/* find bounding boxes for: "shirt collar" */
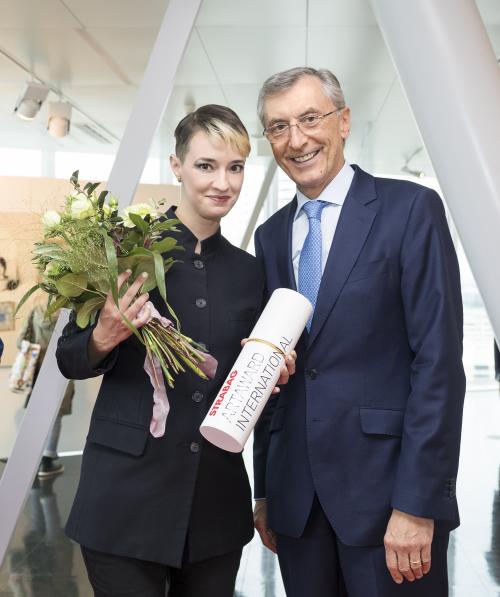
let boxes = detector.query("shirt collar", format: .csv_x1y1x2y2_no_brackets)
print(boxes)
166,206,223,255
294,161,355,220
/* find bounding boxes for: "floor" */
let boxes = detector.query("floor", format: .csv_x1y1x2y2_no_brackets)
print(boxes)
0,386,499,596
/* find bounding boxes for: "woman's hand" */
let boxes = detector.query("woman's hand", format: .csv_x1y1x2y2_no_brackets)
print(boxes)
89,270,151,365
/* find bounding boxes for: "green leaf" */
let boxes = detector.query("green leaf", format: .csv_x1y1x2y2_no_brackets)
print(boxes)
54,273,88,298
46,295,70,317
151,218,180,233
70,170,79,186
14,284,42,316
76,296,106,328
128,212,149,233
153,251,167,304
150,236,179,254
97,190,108,209
101,230,119,305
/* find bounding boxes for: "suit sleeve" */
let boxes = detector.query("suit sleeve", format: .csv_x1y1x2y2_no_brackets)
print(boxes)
252,225,276,499
56,311,119,380
391,188,465,521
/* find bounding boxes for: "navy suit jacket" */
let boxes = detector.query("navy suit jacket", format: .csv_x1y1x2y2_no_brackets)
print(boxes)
253,165,465,546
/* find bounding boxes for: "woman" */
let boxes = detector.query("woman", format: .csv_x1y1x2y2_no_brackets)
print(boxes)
56,105,294,597
18,299,74,477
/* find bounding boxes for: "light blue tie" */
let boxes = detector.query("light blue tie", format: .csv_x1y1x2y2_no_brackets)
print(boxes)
298,200,327,330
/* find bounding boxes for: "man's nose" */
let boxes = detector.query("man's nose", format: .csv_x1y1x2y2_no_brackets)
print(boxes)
288,123,308,150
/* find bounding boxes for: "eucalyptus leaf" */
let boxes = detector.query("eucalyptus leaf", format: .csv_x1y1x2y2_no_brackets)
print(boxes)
153,251,167,304
14,284,42,316
97,190,108,209
128,212,149,233
54,273,88,298
101,230,119,305
150,237,179,254
70,170,79,185
46,295,70,317
76,296,106,328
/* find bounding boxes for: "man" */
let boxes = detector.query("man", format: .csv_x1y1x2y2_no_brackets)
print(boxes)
253,67,465,596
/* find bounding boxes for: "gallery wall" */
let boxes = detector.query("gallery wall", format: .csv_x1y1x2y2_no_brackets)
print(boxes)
0,176,178,365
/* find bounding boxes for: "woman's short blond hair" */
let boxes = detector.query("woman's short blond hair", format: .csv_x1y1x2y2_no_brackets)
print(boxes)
174,104,250,162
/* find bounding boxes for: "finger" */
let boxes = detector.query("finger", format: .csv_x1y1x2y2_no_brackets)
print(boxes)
241,338,248,347
276,364,290,385
397,552,415,582
285,352,296,375
117,269,133,290
126,293,150,321
120,272,148,310
421,544,432,575
385,548,403,584
255,523,277,554
409,551,423,580
271,386,281,395
131,299,152,328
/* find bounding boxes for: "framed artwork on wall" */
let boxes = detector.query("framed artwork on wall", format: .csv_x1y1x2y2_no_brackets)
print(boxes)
0,301,16,331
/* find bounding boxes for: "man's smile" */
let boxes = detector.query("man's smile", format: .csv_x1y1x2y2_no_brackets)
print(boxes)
289,150,320,164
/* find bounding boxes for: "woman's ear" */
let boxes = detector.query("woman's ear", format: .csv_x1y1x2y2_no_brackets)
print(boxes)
170,154,182,182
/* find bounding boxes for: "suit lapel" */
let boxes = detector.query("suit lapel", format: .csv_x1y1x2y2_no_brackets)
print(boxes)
307,166,378,348
275,196,297,291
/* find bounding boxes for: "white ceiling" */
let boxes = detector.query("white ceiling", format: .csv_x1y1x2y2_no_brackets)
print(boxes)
0,0,499,177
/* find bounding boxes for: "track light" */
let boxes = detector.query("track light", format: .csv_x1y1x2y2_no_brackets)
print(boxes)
47,101,72,138
14,82,49,120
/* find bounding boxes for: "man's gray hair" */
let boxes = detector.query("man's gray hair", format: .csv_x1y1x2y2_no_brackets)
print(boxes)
257,67,346,126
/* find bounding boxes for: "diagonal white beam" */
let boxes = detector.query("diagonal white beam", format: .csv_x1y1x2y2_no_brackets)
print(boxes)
241,160,277,250
370,0,500,344
0,0,202,565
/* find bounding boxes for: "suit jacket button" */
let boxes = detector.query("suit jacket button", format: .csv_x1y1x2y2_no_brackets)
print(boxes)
193,259,204,269
306,368,317,380
192,391,204,403
190,442,200,454
195,298,207,308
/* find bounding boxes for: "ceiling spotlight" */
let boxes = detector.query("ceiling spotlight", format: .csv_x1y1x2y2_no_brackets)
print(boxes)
47,101,72,138
14,82,49,120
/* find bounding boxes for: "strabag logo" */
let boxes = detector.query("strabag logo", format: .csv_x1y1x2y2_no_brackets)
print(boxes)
209,370,238,416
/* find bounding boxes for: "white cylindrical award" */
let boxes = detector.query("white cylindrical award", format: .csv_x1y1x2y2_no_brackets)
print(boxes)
200,288,312,452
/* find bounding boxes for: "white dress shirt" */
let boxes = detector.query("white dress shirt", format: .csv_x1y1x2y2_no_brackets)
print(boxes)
292,162,354,285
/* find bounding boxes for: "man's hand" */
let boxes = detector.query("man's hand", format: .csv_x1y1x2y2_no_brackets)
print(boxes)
384,509,434,584
254,500,277,553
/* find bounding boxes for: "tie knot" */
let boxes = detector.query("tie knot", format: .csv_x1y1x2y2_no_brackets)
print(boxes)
302,200,326,221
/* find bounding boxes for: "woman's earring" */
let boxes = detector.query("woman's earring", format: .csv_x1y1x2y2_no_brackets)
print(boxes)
177,177,182,183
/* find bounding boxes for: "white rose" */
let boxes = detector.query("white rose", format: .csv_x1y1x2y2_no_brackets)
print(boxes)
122,203,158,228
70,198,94,220
42,210,61,229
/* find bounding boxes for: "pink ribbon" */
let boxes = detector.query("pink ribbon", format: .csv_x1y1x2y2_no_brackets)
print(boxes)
139,302,217,438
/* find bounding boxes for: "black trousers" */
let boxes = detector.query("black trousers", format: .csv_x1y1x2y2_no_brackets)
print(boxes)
277,496,450,597
81,545,242,597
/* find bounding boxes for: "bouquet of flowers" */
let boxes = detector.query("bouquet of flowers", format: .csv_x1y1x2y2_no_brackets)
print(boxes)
17,172,217,436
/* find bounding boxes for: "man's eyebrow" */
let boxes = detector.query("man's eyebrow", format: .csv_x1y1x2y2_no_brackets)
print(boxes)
266,108,320,126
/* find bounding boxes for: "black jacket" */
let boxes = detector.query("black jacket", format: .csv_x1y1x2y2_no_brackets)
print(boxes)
57,212,265,566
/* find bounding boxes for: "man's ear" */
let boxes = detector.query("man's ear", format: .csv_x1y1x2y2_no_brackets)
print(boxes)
170,154,181,181
339,107,351,140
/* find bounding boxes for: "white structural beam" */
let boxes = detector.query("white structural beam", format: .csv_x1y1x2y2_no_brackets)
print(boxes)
108,0,202,205
241,160,278,250
0,0,201,566
370,0,500,344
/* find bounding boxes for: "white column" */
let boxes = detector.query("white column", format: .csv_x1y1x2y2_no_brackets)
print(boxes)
370,0,500,343
0,0,202,565
107,0,202,205
241,160,277,250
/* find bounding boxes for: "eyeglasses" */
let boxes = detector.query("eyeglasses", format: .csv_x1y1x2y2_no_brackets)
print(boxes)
263,108,344,143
